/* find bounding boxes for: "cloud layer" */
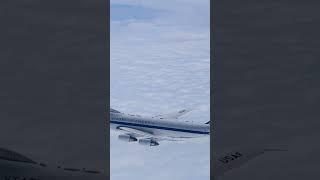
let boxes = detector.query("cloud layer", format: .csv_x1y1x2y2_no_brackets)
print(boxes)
111,1,210,180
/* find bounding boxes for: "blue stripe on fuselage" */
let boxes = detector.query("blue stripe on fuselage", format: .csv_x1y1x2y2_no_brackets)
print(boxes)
110,120,209,134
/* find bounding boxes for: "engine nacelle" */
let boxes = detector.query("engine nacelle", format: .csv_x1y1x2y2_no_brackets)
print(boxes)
118,134,137,142
138,139,159,146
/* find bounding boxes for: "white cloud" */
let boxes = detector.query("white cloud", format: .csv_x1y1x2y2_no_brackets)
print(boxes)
111,1,210,180
111,0,210,29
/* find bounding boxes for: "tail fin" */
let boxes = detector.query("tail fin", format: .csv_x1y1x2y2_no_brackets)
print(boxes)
205,121,210,124
110,108,121,113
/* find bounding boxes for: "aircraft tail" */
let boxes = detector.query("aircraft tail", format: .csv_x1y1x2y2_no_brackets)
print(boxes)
110,108,121,113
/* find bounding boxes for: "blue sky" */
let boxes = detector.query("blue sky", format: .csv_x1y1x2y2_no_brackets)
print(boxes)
111,4,163,21
110,1,210,180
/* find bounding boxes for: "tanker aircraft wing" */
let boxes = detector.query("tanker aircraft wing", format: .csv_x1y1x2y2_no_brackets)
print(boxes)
215,147,287,178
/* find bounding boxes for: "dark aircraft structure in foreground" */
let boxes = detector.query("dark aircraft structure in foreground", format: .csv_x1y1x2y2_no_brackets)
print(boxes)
0,143,285,179
0,148,106,180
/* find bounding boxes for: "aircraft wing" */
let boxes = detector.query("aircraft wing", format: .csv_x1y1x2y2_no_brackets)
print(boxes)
144,136,185,142
152,109,193,120
215,148,286,178
117,126,153,137
117,127,184,143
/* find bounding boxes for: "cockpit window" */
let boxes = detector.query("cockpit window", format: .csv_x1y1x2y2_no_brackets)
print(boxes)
0,148,37,164
110,108,121,113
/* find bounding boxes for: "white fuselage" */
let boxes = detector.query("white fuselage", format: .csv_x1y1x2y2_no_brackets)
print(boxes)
110,111,210,138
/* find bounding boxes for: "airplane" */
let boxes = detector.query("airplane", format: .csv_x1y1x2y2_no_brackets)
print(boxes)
110,108,210,146
110,108,286,178
0,147,106,180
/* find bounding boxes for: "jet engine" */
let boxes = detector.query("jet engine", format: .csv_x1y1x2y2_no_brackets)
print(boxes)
118,134,137,142
138,138,159,146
